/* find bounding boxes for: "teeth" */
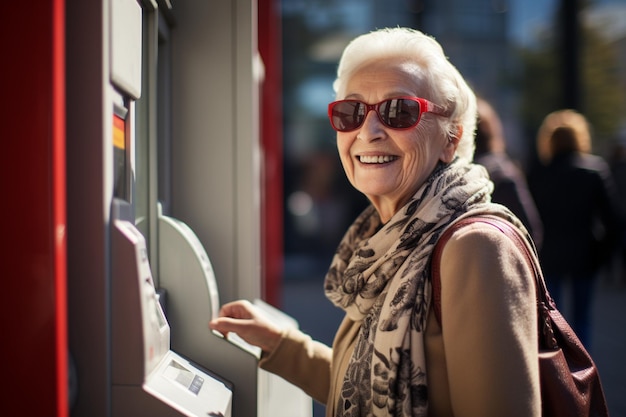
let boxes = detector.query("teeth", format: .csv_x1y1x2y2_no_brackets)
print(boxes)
359,155,395,164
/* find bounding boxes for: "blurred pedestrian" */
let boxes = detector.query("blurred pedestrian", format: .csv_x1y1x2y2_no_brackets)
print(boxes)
528,109,622,350
608,142,626,287
474,99,543,247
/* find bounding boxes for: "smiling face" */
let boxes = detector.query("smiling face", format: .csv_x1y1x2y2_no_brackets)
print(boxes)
336,59,458,223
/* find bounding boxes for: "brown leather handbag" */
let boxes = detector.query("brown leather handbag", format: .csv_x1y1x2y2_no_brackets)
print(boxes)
431,215,609,417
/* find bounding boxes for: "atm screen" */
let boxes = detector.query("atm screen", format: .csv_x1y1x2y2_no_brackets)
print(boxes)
113,110,127,200
163,359,205,395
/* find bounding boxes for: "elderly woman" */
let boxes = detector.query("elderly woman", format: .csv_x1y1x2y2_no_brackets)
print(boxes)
210,28,540,416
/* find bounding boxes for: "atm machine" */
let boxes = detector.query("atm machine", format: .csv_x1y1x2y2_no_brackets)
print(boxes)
108,0,232,415
109,0,312,414
111,215,232,416
158,211,313,417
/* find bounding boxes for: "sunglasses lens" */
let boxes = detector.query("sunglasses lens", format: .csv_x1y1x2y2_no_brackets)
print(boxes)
330,101,365,132
379,98,421,129
329,98,423,132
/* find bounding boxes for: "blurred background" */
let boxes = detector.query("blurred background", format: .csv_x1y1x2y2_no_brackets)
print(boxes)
276,1,626,416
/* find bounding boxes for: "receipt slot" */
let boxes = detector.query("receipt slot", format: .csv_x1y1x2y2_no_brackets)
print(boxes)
111,219,233,417
158,213,313,417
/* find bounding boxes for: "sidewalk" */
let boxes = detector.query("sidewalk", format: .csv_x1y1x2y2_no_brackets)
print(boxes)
282,273,626,417
591,278,626,417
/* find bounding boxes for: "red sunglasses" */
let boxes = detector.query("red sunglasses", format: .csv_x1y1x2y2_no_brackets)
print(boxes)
328,96,449,132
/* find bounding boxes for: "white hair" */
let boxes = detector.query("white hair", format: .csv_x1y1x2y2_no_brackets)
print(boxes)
333,27,477,161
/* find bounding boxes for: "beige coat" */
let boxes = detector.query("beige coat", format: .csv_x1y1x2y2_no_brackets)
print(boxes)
260,222,541,416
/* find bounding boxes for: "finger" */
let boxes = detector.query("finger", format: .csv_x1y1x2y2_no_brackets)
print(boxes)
209,316,251,336
218,300,254,319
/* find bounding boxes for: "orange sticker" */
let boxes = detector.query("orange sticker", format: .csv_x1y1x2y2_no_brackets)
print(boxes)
113,114,125,149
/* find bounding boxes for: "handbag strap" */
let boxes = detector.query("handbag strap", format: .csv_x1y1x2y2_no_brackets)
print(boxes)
431,215,558,349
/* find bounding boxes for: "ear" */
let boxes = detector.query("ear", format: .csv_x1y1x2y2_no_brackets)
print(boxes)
440,125,463,163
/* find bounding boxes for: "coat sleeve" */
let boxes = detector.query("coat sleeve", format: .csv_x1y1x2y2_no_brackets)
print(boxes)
438,223,541,417
258,327,333,404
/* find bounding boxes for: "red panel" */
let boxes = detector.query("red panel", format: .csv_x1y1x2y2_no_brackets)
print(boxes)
258,0,284,307
1,1,67,416
53,0,68,415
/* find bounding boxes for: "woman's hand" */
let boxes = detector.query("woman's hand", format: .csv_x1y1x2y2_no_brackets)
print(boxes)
209,299,283,354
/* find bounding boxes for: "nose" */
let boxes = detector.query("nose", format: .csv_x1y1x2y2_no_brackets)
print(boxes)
357,108,385,142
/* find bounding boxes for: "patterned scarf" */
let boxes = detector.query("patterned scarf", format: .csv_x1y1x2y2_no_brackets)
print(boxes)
324,158,521,416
